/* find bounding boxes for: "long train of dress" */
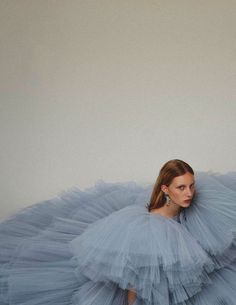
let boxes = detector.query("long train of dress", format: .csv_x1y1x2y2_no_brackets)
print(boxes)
0,172,236,305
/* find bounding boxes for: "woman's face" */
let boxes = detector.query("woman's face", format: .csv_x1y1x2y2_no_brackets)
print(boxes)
162,172,195,208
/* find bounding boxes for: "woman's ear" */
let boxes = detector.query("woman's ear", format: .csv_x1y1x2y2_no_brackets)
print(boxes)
161,185,168,193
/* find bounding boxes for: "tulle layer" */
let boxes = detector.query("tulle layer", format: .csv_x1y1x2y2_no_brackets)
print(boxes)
181,172,236,268
0,181,149,263
0,181,150,305
0,173,236,305
185,261,236,305
70,205,215,304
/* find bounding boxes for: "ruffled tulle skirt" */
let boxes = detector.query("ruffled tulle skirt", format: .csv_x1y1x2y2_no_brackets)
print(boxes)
0,173,236,305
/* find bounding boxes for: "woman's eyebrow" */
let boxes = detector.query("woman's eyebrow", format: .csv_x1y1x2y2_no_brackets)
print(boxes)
176,182,195,187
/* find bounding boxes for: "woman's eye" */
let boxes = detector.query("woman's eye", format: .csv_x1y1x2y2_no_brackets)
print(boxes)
179,186,185,190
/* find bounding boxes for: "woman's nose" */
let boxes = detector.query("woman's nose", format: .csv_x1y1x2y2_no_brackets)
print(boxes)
186,188,193,197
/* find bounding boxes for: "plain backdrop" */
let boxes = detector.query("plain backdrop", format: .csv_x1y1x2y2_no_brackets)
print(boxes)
0,0,236,220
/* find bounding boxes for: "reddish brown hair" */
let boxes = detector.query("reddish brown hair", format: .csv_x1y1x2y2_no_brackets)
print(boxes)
147,159,194,212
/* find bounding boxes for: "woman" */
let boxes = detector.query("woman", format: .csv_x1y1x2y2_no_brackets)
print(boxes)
0,159,236,305
128,159,196,304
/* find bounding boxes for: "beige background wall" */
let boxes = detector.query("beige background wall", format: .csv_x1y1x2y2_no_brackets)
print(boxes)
0,0,235,220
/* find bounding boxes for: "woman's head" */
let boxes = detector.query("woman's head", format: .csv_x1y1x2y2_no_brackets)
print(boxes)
147,159,195,212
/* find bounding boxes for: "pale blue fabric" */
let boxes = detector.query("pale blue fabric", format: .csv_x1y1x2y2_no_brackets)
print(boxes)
0,173,235,305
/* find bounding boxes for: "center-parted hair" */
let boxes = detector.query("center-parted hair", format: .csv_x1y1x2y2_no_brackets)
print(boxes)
147,159,194,212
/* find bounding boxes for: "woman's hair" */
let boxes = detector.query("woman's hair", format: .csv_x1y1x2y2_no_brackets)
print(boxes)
147,159,194,212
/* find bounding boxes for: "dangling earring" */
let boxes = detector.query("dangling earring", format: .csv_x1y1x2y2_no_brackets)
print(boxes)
164,193,171,206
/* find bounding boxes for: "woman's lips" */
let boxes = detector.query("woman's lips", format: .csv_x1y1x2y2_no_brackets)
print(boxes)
184,199,192,203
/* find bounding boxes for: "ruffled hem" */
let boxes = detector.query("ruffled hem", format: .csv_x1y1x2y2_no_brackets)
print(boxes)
0,173,236,305
0,181,150,305
70,205,215,304
180,172,236,268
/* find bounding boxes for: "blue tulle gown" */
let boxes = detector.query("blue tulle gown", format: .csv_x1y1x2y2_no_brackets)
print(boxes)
0,172,236,305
